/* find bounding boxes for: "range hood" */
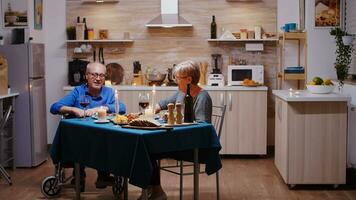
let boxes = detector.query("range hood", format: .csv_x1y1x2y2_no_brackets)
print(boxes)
146,0,192,28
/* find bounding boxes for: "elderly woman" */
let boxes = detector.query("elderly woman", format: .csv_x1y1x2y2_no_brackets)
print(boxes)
139,61,212,200
155,60,212,123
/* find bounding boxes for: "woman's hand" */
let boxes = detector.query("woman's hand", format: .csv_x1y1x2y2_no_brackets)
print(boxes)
154,104,161,114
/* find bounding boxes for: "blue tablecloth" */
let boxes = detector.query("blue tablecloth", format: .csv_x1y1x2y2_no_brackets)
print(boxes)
50,118,222,188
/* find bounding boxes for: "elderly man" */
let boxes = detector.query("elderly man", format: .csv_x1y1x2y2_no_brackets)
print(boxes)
50,62,126,191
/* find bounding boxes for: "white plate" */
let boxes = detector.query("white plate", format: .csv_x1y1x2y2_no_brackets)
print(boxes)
163,122,198,127
94,119,110,124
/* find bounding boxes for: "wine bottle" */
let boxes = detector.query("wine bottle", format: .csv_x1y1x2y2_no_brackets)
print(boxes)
184,84,194,123
211,15,217,39
83,18,88,40
77,16,80,23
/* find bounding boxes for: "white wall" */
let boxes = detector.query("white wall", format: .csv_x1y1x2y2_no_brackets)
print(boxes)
305,0,337,81
43,0,67,143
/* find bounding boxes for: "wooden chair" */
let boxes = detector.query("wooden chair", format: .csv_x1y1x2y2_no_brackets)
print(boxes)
0,105,13,185
159,105,226,200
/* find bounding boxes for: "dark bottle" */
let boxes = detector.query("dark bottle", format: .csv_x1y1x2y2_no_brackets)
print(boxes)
184,84,194,123
77,16,80,23
83,18,88,40
211,15,217,39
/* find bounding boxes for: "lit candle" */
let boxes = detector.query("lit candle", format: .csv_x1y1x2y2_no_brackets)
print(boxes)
152,85,156,115
115,89,119,115
145,106,154,118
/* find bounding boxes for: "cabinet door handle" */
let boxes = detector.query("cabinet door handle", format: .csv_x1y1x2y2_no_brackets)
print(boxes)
220,93,224,106
228,93,232,111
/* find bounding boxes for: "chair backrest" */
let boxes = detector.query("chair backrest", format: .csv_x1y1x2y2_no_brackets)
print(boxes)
0,105,12,131
211,105,226,139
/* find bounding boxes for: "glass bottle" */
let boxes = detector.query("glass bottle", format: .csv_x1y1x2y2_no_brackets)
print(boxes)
211,15,217,39
83,18,88,40
184,84,194,123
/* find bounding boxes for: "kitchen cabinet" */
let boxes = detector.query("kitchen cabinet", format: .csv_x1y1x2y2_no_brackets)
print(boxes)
273,90,349,186
209,89,267,155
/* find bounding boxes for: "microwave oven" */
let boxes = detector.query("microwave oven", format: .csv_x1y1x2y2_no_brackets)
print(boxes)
227,65,264,86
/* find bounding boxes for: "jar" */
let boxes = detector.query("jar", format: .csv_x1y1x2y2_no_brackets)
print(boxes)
248,31,255,39
87,28,94,40
254,25,262,39
99,29,108,40
240,29,248,39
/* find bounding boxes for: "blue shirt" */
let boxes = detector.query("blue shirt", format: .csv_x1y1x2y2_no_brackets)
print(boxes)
50,84,126,115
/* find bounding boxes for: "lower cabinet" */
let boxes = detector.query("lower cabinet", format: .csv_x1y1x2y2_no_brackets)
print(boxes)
209,90,267,155
274,97,347,185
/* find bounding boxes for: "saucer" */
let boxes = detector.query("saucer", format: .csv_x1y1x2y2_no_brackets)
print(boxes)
94,119,110,124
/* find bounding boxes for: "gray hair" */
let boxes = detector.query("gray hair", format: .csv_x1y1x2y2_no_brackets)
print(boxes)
173,60,200,85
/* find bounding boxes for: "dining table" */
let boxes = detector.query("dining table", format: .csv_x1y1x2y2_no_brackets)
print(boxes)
50,118,222,200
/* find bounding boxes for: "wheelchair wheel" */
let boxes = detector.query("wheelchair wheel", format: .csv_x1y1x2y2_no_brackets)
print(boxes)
41,176,61,198
112,176,124,200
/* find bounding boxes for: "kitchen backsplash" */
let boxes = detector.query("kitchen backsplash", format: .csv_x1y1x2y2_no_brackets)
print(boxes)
66,0,278,85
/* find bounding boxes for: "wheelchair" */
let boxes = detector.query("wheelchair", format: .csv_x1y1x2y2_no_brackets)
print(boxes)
41,162,125,199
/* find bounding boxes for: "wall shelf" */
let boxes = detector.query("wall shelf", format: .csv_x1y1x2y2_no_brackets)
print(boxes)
207,38,278,42
279,32,306,40
67,39,134,44
278,32,308,89
278,73,306,80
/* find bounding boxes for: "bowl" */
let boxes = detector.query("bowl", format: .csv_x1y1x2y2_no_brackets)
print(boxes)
145,73,166,82
306,85,335,94
6,16,17,24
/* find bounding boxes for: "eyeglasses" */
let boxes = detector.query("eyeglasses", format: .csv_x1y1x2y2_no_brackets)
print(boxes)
87,72,106,79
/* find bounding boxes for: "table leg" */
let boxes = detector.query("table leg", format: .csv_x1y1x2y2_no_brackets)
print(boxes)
74,162,81,200
124,177,128,200
194,148,199,200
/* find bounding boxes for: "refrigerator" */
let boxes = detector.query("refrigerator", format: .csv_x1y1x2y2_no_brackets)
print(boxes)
0,43,47,167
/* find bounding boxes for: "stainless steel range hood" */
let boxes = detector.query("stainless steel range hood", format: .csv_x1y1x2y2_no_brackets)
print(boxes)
146,0,192,28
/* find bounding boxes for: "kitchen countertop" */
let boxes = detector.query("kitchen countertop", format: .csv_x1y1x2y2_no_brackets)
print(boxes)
0,93,19,100
272,90,351,102
63,85,268,91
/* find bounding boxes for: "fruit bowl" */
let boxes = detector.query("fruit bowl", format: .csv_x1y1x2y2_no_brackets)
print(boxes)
306,85,335,94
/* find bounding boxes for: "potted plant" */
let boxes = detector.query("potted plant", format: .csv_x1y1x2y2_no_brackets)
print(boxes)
342,33,354,46
330,27,354,89
66,26,76,40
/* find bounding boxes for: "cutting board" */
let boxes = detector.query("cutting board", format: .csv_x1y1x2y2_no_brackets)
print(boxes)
0,55,8,95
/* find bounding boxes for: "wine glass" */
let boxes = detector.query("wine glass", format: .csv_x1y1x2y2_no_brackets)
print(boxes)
138,93,150,115
79,95,90,120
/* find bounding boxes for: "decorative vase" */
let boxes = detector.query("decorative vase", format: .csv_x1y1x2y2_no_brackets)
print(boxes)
342,35,354,46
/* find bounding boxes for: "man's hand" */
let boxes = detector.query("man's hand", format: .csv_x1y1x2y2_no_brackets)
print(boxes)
86,106,108,116
85,108,97,116
70,107,85,117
